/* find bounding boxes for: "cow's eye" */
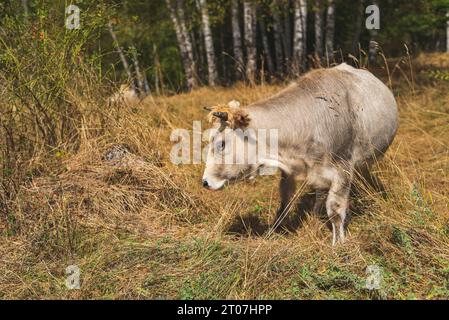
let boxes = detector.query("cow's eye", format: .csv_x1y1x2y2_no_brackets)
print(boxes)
217,141,225,151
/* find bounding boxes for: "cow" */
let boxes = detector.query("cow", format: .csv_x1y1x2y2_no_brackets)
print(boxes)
202,63,398,245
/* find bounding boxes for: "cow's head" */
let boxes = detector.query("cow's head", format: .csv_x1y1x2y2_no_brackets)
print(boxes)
202,100,257,190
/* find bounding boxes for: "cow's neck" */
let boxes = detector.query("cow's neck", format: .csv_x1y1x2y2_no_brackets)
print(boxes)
244,108,292,175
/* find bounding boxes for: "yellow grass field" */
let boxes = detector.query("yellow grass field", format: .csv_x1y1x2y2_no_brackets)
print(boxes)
1,56,448,299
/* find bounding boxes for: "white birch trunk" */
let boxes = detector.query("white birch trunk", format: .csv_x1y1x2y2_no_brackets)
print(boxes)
244,1,257,84
199,0,218,86
165,0,197,90
108,22,136,91
176,0,197,89
153,44,164,95
272,4,284,74
351,0,364,54
131,48,150,96
293,0,307,74
369,0,379,65
231,0,244,78
283,1,293,62
314,0,323,58
259,17,275,75
325,0,335,62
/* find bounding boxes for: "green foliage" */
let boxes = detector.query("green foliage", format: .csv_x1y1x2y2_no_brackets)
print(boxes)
427,69,449,81
0,1,113,229
2,0,449,91
376,0,449,54
0,1,110,148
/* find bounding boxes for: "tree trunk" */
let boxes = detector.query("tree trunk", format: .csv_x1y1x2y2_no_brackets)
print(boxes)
188,1,203,79
259,17,275,75
176,0,198,88
369,0,379,65
231,0,244,79
293,0,307,74
108,22,135,91
244,1,257,84
219,24,228,82
283,1,293,63
131,48,150,96
272,3,284,74
369,36,378,66
153,44,166,95
199,0,218,86
153,45,161,95
192,1,207,79
165,0,197,90
351,0,364,54
325,0,336,63
314,0,323,58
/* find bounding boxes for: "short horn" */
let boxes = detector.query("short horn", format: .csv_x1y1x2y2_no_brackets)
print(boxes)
212,111,228,121
203,106,212,111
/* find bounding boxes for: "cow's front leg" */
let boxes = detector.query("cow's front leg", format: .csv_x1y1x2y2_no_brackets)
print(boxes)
313,189,327,215
326,168,353,245
276,171,296,224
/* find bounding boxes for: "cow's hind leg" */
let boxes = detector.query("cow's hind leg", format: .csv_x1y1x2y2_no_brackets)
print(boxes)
326,168,353,245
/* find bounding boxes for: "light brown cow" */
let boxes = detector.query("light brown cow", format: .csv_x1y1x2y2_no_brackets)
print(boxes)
202,63,398,245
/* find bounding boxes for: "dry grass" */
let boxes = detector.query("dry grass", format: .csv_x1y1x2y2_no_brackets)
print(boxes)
0,56,448,300
416,52,449,69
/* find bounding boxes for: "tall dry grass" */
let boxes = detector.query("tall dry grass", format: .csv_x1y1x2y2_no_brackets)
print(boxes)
1,44,448,298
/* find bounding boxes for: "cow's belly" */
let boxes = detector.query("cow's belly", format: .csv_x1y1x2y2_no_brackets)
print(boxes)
304,164,338,190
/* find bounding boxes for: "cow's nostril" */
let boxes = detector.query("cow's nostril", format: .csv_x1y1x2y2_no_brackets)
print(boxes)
202,179,209,188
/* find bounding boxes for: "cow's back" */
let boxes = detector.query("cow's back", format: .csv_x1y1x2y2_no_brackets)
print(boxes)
334,64,398,165
247,64,398,166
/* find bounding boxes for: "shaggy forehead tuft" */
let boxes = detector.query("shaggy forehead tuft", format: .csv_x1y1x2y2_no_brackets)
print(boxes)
206,105,250,129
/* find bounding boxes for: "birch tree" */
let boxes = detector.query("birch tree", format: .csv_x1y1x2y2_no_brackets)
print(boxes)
314,0,323,59
325,0,336,62
153,44,163,95
231,0,244,78
293,0,307,74
165,0,197,90
108,22,136,91
244,1,257,84
368,1,379,65
369,36,378,65
283,1,293,62
272,2,284,74
351,0,364,54
259,17,275,75
131,47,150,96
198,0,218,86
